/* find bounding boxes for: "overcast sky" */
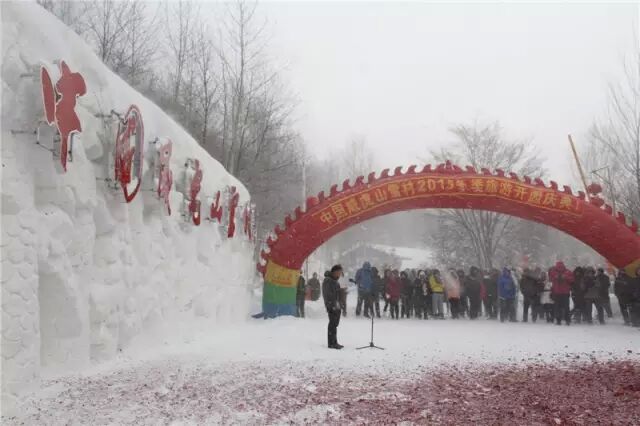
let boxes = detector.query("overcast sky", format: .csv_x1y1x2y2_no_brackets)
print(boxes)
260,2,637,186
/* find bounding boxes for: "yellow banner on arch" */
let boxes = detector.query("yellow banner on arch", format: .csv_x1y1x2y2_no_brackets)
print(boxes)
265,260,299,288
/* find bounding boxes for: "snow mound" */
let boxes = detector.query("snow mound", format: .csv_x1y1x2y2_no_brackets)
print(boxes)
1,1,255,415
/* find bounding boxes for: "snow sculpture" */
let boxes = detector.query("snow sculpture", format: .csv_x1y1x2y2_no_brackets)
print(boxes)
209,190,223,223
181,159,203,225
153,137,173,215
40,60,87,172
227,186,240,238
243,202,255,241
114,105,145,203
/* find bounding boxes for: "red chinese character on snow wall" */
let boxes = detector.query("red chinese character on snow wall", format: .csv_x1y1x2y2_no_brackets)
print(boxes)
156,138,173,215
210,190,223,222
243,203,252,241
114,105,145,203
40,61,87,172
227,186,240,238
189,159,203,225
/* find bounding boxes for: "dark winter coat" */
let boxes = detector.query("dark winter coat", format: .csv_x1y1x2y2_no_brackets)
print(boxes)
296,276,306,299
401,274,413,298
322,272,341,313
595,272,610,301
614,272,632,304
485,270,499,299
415,276,428,297
584,272,599,301
308,277,321,300
632,275,640,303
465,268,482,300
498,269,517,300
457,271,467,297
571,267,585,298
549,261,574,296
371,268,383,298
520,270,539,299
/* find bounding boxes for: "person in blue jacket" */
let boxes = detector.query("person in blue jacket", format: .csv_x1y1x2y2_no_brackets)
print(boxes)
355,261,374,317
498,267,517,323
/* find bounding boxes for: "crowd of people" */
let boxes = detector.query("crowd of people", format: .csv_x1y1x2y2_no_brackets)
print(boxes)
307,261,640,328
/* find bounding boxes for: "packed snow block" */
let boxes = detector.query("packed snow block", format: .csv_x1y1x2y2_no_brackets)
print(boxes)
1,133,42,414
83,126,104,161
2,193,22,215
89,283,123,360
38,272,88,369
0,241,41,415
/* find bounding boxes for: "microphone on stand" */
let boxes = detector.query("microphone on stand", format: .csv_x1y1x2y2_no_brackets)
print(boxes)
351,278,384,350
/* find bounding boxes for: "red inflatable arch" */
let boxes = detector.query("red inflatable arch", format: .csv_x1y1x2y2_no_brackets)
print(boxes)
259,161,640,317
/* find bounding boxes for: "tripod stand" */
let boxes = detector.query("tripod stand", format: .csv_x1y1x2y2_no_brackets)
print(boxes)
357,310,384,350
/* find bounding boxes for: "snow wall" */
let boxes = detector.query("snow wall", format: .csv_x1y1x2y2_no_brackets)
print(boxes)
1,2,255,415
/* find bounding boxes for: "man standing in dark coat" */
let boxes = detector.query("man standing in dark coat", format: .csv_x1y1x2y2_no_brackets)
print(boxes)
307,272,321,301
583,267,604,324
571,267,586,323
296,271,306,318
484,268,499,319
614,270,633,325
466,267,482,319
457,269,469,318
323,265,344,349
631,267,640,327
520,268,540,322
595,268,612,318
371,267,382,318
400,271,413,318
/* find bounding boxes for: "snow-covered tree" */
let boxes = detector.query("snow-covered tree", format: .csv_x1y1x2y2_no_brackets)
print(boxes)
429,121,545,269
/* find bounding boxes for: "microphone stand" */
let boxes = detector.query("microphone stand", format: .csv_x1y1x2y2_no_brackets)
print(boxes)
357,298,384,350
349,278,384,350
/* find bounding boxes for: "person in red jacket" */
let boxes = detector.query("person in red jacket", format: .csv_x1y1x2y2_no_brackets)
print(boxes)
386,270,402,319
549,261,574,325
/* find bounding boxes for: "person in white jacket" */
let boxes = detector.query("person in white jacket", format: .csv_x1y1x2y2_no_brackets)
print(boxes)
539,272,554,323
338,274,348,317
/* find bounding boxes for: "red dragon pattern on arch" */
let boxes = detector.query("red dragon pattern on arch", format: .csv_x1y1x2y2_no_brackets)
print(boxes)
259,161,640,317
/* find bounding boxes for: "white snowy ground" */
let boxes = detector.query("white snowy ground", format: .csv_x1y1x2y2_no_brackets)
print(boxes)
5,295,640,425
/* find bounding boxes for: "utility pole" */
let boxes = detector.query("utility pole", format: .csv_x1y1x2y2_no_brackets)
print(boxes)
568,134,590,200
591,165,616,214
